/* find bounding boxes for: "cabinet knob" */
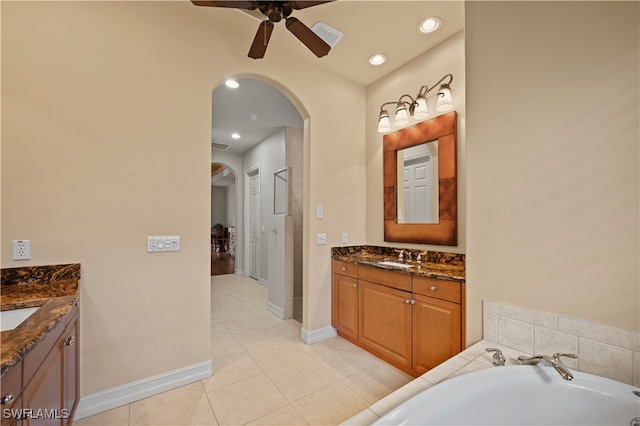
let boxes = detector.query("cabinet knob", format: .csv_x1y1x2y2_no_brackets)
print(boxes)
65,336,76,346
342,267,346,271
405,299,411,304
430,286,437,291
410,299,416,304
353,284,357,288
1,393,14,405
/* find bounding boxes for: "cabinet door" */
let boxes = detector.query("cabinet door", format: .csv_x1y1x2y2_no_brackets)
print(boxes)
63,312,79,425
332,274,359,341
412,294,461,375
358,281,412,372
22,336,64,426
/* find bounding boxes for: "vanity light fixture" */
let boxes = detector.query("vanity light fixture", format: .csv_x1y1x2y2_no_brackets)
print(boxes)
377,73,454,133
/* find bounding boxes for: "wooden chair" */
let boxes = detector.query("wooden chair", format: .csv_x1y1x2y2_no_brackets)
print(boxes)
212,229,228,252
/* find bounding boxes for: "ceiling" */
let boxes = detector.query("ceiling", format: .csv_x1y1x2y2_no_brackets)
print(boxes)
202,1,464,179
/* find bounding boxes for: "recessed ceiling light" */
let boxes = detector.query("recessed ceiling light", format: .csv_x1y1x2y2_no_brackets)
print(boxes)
231,132,240,139
419,17,441,34
369,54,387,66
225,79,240,89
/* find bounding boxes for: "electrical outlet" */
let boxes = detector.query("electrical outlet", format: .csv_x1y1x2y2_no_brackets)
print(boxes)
13,240,31,260
317,233,327,245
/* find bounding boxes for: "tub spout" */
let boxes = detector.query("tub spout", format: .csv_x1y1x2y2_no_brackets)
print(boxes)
517,353,577,380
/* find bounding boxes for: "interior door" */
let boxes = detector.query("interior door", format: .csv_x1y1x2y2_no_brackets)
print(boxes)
249,171,260,280
403,155,431,223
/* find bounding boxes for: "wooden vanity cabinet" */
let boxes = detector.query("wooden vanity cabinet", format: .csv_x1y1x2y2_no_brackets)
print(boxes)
3,302,80,426
332,261,464,377
331,261,359,342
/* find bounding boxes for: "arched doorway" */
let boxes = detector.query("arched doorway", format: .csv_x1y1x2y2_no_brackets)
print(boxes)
211,76,305,322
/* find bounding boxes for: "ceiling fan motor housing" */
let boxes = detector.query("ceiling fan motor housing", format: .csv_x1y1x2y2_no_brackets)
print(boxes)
263,2,293,22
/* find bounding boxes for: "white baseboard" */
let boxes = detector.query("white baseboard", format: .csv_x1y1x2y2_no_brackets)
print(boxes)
267,301,285,319
301,325,337,344
74,360,212,420
258,278,269,288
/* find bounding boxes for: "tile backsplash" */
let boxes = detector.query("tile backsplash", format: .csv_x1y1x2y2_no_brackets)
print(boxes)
483,299,640,386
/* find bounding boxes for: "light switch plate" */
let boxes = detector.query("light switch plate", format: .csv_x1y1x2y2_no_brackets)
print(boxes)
342,232,348,243
147,236,180,252
316,205,324,219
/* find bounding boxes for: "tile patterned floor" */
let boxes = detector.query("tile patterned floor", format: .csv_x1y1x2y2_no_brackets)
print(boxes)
74,274,413,425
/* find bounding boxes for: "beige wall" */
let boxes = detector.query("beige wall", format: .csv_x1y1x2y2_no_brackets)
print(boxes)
1,0,366,396
465,2,639,343
366,31,466,252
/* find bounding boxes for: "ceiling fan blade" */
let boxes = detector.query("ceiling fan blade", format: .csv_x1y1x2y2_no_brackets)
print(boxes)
285,17,331,58
191,1,256,9
289,1,334,10
248,20,274,59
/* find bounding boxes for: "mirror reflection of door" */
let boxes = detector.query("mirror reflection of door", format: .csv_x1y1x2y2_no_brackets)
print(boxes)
404,155,431,223
397,140,439,224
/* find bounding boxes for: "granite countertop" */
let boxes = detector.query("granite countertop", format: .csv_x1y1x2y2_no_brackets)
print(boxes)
1,264,80,376
331,246,465,282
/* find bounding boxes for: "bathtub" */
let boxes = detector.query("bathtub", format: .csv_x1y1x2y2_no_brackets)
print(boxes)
372,365,640,425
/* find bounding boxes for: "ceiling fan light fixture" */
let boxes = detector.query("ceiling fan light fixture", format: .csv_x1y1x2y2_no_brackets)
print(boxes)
369,53,387,66
419,17,441,34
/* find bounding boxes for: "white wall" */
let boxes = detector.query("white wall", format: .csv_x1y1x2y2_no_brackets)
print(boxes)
243,128,286,285
465,1,639,342
1,1,366,399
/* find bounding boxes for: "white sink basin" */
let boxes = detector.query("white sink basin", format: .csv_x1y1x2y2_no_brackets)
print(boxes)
0,307,39,331
378,261,412,269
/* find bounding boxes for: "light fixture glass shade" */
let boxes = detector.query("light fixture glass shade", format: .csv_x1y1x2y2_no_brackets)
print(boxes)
394,104,409,126
377,110,391,133
436,84,454,111
412,96,429,120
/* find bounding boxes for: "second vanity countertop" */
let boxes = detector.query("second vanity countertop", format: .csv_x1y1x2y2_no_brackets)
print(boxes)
1,264,80,376
332,245,465,282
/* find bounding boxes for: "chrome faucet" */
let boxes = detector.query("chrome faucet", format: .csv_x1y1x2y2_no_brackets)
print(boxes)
486,347,506,366
396,250,405,262
517,353,577,380
416,251,427,264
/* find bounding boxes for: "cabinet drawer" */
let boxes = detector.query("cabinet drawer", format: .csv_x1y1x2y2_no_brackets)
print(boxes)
332,260,358,278
413,276,461,304
358,265,411,292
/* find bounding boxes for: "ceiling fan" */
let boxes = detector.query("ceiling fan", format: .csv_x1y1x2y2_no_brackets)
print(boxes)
191,1,335,59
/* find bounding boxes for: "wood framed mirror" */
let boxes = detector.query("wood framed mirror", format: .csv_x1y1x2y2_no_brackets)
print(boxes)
383,111,457,245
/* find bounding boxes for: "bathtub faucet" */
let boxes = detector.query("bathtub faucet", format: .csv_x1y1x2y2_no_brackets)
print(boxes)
517,353,577,380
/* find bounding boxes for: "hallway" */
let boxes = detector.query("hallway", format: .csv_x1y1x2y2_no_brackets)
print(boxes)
75,274,413,425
